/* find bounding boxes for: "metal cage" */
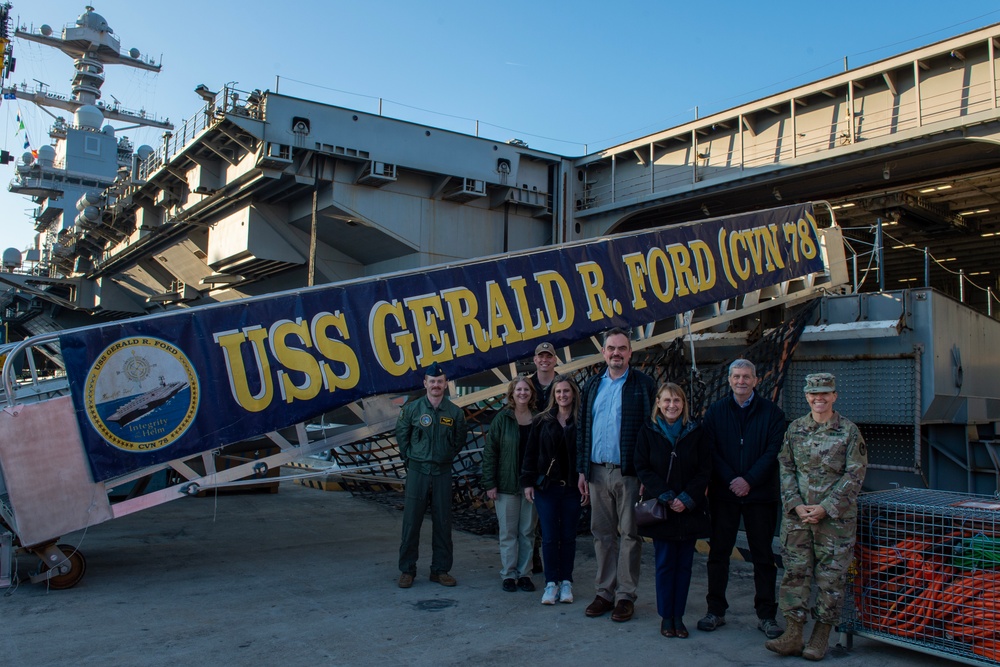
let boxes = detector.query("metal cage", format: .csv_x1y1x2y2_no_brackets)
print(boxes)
844,487,1000,665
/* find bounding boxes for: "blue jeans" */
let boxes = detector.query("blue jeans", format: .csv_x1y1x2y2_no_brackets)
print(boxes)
533,483,582,583
653,538,696,619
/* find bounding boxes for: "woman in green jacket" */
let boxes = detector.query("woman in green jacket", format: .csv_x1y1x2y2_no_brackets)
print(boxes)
483,375,538,592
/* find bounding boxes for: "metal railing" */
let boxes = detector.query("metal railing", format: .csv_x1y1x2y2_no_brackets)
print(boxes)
577,66,1000,212
0,336,69,408
844,224,1000,316
136,84,266,182
5,80,169,126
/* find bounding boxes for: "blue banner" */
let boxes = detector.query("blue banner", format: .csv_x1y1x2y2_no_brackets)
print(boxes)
60,203,826,480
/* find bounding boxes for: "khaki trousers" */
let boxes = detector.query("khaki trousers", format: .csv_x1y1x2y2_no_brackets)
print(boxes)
589,464,641,602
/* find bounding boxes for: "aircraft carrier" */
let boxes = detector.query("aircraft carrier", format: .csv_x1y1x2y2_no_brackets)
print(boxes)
105,377,188,427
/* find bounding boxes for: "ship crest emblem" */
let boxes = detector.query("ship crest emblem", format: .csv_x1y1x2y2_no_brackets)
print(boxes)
83,337,200,452
419,414,433,427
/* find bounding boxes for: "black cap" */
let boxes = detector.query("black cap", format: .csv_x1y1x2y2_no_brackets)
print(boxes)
425,362,445,377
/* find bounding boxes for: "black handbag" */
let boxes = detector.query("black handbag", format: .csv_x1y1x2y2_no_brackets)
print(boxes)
634,449,676,526
535,458,556,491
634,497,669,526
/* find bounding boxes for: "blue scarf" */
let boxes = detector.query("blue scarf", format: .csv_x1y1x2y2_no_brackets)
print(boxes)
654,416,683,444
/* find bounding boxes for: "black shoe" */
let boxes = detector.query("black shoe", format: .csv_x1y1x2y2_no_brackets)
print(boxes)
517,576,535,592
697,612,726,631
758,617,783,639
660,617,676,638
675,618,689,638
502,578,517,592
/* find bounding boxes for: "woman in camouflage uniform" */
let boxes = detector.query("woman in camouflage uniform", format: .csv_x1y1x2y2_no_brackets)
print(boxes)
765,373,867,662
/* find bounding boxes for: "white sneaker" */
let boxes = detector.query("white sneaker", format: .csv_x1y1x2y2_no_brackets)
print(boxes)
541,582,558,605
558,580,574,603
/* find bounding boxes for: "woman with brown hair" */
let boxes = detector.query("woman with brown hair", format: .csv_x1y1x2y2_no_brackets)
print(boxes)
482,375,539,592
522,375,587,605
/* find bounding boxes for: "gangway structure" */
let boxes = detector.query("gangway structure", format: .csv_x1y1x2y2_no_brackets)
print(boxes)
0,203,846,588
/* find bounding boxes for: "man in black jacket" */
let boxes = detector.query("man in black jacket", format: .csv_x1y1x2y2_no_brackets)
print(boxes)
576,328,656,623
697,359,786,639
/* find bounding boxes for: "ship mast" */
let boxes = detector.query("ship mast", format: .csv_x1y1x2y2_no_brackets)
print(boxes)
4,5,171,129
4,6,174,275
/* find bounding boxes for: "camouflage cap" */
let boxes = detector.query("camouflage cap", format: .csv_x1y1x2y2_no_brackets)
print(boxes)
803,373,836,393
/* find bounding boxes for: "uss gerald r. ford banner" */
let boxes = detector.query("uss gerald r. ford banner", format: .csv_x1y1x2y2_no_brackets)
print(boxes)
60,203,826,481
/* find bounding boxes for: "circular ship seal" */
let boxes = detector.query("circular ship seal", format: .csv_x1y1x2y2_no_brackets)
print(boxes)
84,337,200,452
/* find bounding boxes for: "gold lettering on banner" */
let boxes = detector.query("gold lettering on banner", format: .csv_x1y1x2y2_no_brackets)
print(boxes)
367,271,578,374
313,311,360,392
370,300,417,377
404,293,455,366
214,313,360,412
486,280,522,347
214,326,274,412
623,240,716,308
205,209,822,413
271,318,321,404
508,276,549,341
535,270,574,333
577,261,612,322
782,213,819,263
441,287,490,356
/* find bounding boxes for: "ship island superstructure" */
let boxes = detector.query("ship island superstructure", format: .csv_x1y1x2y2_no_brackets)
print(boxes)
4,5,170,283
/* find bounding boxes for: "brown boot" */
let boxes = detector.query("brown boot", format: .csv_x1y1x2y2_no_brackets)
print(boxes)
765,616,804,656
802,622,833,661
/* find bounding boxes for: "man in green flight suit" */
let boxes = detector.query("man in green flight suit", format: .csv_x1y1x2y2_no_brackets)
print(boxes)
397,362,469,588
765,372,867,661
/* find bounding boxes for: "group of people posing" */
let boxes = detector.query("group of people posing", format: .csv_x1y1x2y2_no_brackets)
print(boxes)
395,329,867,662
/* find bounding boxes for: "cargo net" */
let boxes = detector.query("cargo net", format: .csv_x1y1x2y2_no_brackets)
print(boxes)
846,487,1000,665
327,398,517,536
332,298,818,536
614,298,817,421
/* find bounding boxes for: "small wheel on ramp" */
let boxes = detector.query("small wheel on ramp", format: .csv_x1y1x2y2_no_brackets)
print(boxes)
42,544,87,590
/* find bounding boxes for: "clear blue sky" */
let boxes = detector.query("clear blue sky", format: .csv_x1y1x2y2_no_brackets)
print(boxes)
4,0,1000,253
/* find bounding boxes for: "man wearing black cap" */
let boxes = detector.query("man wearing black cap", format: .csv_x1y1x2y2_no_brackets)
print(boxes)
531,342,558,409
396,362,469,588
529,341,559,574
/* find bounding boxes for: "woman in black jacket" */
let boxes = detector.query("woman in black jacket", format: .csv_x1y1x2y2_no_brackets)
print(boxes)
635,382,712,639
522,375,587,605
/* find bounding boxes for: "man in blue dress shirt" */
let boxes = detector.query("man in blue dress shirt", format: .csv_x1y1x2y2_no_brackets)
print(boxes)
576,328,656,622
